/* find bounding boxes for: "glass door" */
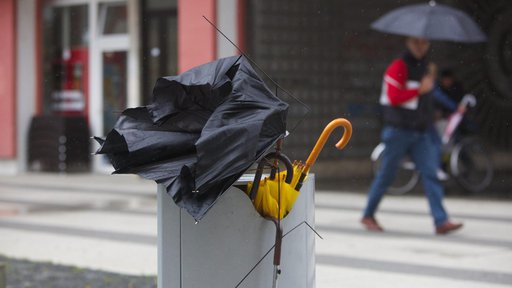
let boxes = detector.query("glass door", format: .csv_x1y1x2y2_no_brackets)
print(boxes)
102,51,127,136
90,0,132,172
141,0,177,104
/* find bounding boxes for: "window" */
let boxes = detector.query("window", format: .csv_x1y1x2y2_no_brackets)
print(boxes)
99,2,128,35
42,4,89,116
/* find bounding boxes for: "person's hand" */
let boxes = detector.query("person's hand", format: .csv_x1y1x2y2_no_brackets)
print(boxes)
419,75,434,94
457,104,466,113
428,63,438,78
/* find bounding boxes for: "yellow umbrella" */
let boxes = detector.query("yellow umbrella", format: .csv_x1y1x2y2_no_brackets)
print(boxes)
246,118,352,220
244,118,352,288
247,151,295,220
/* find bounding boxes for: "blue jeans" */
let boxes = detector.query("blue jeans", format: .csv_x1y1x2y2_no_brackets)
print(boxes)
427,124,442,166
364,126,448,227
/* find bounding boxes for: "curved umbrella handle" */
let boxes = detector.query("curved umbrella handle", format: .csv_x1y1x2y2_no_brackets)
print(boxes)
249,152,294,201
304,118,352,171
460,94,476,108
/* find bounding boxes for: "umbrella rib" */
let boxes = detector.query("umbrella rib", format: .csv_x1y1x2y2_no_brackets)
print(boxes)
210,54,243,89
234,243,275,288
234,220,322,287
202,16,311,115
282,220,322,239
301,220,323,240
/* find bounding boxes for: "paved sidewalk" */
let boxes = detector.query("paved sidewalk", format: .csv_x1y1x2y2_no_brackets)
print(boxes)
0,173,511,287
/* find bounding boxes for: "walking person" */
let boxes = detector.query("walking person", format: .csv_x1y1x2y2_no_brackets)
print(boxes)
361,37,463,235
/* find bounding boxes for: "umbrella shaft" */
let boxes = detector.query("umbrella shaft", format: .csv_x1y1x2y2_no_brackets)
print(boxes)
272,266,280,288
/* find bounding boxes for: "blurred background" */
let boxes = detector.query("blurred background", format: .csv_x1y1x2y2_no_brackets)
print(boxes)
1,1,511,287
0,0,511,195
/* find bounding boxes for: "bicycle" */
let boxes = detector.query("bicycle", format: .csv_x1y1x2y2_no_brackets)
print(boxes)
371,94,493,194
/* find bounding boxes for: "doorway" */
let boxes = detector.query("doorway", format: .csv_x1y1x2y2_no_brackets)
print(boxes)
140,0,178,104
90,0,132,172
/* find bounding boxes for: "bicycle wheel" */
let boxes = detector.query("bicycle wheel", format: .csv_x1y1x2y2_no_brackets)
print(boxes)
450,137,493,193
371,143,420,195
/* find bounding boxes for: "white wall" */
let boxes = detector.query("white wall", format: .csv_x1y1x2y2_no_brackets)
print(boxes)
15,0,37,173
216,0,239,58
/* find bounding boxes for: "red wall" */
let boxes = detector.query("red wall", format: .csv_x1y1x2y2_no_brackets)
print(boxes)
237,0,246,53
178,0,217,73
0,0,16,158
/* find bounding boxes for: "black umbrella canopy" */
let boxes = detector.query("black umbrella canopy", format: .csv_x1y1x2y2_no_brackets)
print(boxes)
95,56,289,221
371,0,486,42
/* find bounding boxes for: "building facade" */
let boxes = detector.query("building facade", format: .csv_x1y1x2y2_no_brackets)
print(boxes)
0,0,244,173
1,0,511,183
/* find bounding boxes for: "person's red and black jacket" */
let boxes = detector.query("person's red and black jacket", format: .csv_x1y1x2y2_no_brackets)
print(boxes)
379,51,433,131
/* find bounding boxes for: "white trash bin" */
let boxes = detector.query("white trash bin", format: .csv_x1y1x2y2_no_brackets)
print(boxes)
157,174,316,288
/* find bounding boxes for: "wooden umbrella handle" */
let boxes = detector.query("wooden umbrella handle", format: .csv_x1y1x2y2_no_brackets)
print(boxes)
304,118,352,171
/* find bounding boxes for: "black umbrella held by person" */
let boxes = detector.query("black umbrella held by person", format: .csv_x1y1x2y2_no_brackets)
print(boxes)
371,0,486,43
94,55,288,221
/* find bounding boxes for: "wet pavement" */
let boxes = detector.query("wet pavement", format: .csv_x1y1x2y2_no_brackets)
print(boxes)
0,255,156,288
0,173,511,287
